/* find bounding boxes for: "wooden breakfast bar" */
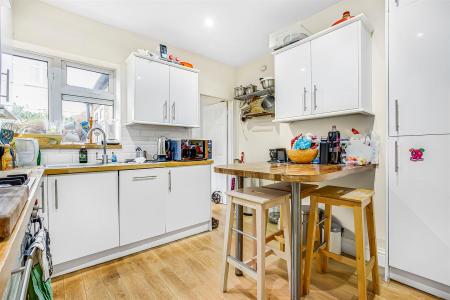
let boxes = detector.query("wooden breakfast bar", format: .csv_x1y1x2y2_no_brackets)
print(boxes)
214,162,376,300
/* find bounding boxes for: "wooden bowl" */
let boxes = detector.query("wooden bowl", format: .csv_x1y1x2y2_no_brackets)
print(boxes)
288,148,319,164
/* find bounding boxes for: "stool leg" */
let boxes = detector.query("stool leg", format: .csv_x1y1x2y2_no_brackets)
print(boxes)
321,204,332,273
303,196,318,295
256,205,266,300
252,209,257,261
366,199,380,295
280,199,291,288
353,206,367,300
221,201,235,292
279,206,285,251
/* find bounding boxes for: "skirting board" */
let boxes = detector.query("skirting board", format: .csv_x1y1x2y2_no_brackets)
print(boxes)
389,267,450,299
342,236,386,270
53,222,210,277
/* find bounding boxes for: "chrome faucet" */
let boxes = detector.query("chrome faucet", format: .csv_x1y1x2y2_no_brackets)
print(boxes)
88,127,108,164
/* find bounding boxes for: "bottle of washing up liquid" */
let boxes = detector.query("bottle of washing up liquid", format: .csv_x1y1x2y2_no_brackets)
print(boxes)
111,152,117,163
79,146,88,163
1,144,14,170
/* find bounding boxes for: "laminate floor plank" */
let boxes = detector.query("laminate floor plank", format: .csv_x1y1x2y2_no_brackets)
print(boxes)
52,204,438,300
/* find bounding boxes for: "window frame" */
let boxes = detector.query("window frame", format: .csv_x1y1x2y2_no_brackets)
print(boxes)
1,47,117,129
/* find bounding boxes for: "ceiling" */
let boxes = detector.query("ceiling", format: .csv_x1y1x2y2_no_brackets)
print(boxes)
42,0,340,66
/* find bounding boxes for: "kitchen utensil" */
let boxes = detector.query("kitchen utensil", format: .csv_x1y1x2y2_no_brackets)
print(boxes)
261,95,275,112
259,77,275,89
269,148,287,163
244,84,257,95
288,148,319,164
234,86,245,97
157,136,168,161
15,138,40,167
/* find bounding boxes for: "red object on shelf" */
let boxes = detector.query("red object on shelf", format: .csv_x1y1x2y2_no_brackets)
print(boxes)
352,128,360,134
332,11,353,26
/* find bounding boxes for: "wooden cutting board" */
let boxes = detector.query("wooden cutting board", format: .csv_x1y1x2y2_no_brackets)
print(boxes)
0,186,29,239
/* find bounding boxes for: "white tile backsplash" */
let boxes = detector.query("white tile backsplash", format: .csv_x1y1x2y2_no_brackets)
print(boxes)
40,124,192,165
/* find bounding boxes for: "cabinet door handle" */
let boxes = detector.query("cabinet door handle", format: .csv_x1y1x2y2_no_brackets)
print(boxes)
1,69,10,102
171,103,176,120
41,181,45,214
168,170,172,192
303,87,307,111
54,179,59,210
313,84,318,111
394,141,399,173
163,101,168,120
395,99,399,133
132,175,158,181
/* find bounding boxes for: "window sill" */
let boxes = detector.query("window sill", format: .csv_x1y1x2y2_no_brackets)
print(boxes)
40,143,122,150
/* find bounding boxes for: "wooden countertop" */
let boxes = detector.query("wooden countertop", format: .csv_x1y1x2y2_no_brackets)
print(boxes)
214,162,376,182
0,168,44,294
44,160,214,175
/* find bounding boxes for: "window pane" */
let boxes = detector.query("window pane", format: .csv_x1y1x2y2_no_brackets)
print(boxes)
66,66,109,92
1,54,49,133
62,100,113,143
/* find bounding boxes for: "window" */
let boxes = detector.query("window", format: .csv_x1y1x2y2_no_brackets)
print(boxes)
1,53,49,133
0,50,116,140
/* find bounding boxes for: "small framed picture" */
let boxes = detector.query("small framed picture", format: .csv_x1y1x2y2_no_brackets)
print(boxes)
160,44,168,60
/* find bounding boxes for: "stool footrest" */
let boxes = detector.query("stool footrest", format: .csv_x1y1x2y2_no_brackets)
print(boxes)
365,256,375,278
227,256,257,280
320,249,356,267
231,227,256,240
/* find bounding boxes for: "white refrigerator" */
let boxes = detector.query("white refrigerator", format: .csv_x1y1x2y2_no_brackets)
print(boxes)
387,0,450,298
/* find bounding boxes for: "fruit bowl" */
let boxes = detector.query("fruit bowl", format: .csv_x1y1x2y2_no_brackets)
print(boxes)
288,148,319,164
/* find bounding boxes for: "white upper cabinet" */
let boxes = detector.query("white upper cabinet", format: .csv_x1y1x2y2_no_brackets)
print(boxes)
127,53,200,127
311,21,359,114
275,42,311,119
129,56,170,124
273,15,373,122
170,67,199,127
388,0,450,136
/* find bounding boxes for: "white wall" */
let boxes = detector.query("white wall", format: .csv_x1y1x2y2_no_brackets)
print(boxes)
235,0,386,252
12,0,236,161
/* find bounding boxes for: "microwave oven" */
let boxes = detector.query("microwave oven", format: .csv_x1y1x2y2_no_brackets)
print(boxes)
169,139,212,161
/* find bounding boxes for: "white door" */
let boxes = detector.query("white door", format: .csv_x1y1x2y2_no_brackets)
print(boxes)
170,67,199,126
202,101,228,201
311,21,359,114
389,135,450,285
119,169,168,245
388,0,450,136
166,165,211,232
274,42,312,119
48,172,119,265
134,57,170,124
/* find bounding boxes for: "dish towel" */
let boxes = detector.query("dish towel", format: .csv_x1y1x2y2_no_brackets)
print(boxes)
27,264,53,300
29,228,53,281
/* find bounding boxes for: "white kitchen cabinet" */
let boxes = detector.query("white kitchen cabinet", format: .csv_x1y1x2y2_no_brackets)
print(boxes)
388,0,450,136
166,165,211,232
128,56,170,124
119,168,168,246
388,135,450,286
273,15,372,122
47,172,119,265
36,179,48,230
126,53,200,127
170,67,199,127
274,42,311,119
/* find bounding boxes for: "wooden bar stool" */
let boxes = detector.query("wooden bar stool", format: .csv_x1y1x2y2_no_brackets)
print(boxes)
221,187,292,300
303,186,380,300
261,182,319,251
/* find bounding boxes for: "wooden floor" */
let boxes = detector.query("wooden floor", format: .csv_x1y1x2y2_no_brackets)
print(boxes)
53,204,437,300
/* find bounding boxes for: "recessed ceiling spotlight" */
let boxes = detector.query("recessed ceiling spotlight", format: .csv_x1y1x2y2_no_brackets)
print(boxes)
204,17,214,28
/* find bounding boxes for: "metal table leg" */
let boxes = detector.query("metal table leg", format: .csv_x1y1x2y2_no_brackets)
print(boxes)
291,182,302,299
235,176,244,276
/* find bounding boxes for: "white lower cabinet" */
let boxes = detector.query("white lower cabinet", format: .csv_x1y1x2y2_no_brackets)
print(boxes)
166,165,211,232
47,172,119,265
119,168,168,246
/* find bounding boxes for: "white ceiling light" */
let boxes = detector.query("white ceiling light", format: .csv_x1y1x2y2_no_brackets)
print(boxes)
204,17,214,28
